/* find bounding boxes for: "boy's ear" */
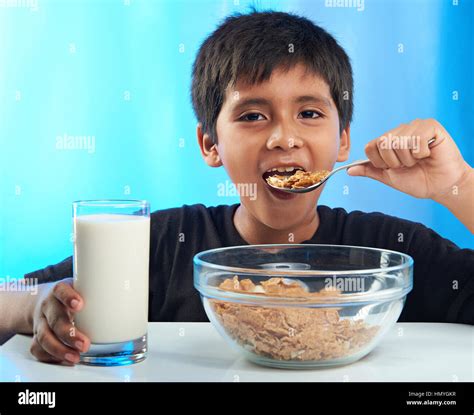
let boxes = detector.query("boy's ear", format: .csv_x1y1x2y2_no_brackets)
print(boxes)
336,123,351,162
197,122,222,168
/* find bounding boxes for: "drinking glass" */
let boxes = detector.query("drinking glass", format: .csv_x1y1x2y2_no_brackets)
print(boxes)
72,199,150,366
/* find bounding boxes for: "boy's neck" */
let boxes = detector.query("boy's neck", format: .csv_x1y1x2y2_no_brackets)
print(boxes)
233,204,320,245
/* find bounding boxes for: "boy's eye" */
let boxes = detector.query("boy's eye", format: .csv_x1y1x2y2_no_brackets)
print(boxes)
238,113,265,122
299,110,322,119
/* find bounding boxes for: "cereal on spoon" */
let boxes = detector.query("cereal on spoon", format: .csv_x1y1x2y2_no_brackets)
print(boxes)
266,169,330,189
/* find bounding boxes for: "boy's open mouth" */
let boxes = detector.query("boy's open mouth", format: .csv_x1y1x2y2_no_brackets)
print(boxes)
261,166,305,199
261,166,305,183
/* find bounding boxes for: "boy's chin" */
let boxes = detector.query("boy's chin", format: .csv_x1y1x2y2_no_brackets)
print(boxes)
248,199,318,231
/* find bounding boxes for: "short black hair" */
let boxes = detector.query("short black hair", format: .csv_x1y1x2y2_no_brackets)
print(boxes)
191,10,354,144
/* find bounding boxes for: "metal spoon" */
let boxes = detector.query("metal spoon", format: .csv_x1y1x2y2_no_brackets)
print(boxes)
268,137,436,194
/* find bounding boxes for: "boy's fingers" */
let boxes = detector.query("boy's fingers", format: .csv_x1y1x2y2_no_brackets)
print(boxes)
347,163,388,184
412,137,431,159
415,119,447,153
42,298,89,351
346,165,364,176
411,129,440,160
394,146,418,167
30,337,68,365
52,281,83,311
35,316,81,364
376,139,403,169
364,142,389,169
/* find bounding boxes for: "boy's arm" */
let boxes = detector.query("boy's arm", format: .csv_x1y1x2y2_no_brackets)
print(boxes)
347,118,474,233
0,256,73,335
433,168,474,233
0,282,54,334
24,255,73,284
399,223,474,324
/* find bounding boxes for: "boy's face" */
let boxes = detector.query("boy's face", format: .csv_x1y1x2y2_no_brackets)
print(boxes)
199,63,350,232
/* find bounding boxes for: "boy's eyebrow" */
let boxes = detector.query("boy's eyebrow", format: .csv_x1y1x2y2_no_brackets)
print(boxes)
230,97,271,114
294,95,332,108
230,94,332,114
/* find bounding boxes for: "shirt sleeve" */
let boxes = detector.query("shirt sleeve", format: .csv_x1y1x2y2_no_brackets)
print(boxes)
399,223,474,325
24,256,73,284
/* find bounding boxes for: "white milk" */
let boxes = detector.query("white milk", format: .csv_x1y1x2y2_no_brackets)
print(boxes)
73,214,150,343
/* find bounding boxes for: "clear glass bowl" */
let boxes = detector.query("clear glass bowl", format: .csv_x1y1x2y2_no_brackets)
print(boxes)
194,244,413,369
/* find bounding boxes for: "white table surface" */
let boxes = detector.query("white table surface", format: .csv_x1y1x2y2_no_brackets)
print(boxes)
0,322,472,382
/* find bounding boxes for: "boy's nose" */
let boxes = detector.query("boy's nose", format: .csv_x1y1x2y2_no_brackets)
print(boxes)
266,132,304,151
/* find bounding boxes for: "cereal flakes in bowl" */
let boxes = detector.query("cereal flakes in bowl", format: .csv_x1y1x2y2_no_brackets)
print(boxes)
194,244,413,369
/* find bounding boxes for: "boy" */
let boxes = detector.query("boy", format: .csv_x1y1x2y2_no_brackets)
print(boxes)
1,10,473,366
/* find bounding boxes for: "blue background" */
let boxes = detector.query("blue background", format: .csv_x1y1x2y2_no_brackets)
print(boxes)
1,0,472,279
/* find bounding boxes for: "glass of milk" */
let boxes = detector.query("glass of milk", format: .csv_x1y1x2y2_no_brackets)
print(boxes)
72,199,150,366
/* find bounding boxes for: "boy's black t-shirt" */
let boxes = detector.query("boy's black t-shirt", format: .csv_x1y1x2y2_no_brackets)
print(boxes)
24,204,474,324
